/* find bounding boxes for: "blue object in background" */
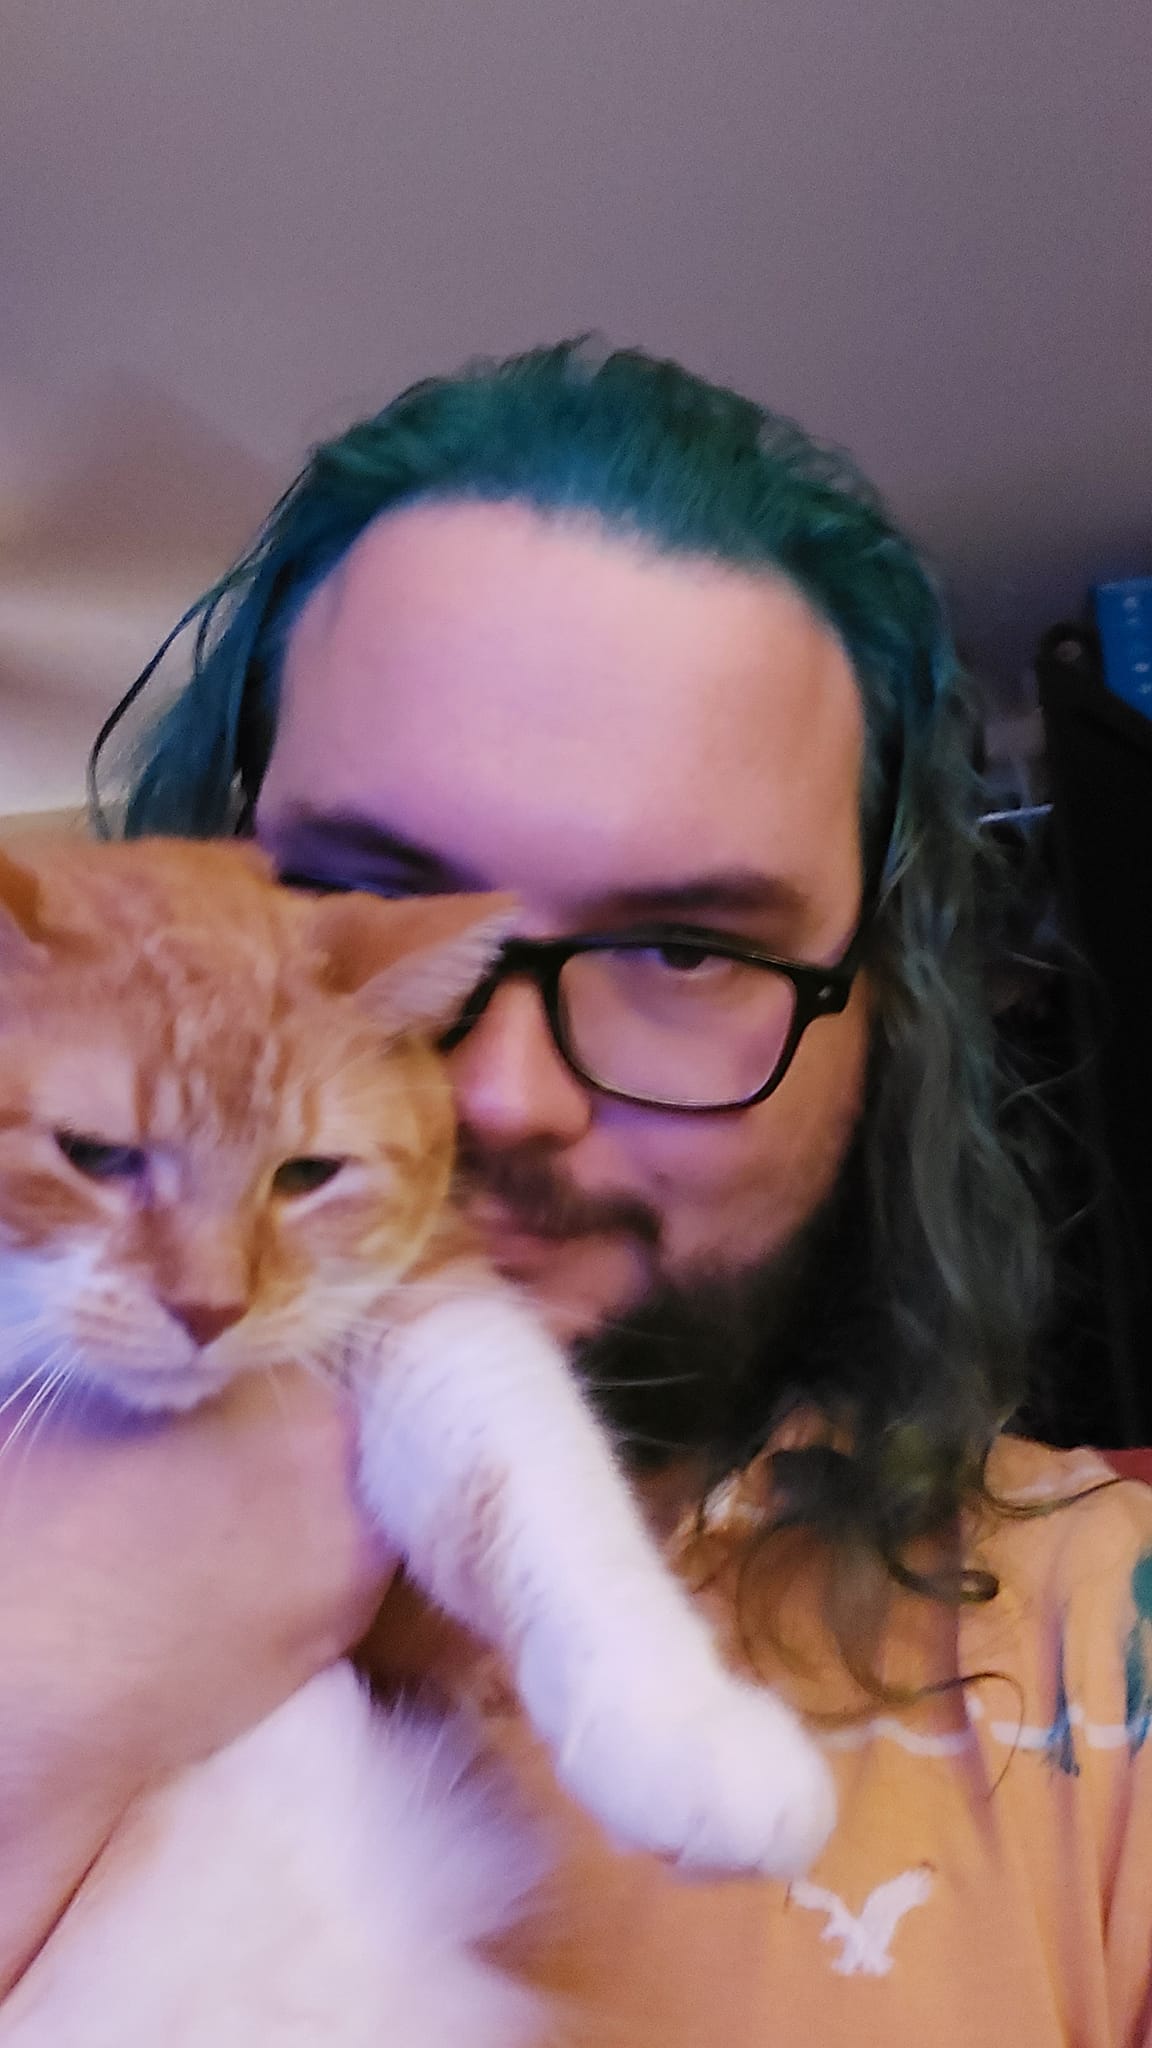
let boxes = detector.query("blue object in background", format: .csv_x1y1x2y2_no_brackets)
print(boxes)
1095,579,1152,720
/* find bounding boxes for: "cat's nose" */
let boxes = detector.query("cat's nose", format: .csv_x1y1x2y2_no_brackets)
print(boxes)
165,1299,248,1348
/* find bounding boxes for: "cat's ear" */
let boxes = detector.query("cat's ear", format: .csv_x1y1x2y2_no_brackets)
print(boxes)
309,891,518,1036
0,849,48,970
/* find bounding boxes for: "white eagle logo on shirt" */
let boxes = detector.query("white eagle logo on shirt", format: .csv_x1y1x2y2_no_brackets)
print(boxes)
789,1865,935,1975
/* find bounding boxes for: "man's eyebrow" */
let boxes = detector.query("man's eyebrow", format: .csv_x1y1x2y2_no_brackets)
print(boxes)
258,810,468,889
261,813,815,927
590,872,813,927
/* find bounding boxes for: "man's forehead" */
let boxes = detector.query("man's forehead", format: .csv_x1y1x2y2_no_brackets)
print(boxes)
282,500,863,741
263,502,866,936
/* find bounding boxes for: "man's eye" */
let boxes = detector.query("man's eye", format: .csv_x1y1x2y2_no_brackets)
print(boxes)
646,943,727,975
55,1133,148,1181
271,1157,346,1197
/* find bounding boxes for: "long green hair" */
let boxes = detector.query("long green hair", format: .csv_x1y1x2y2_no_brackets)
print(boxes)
100,339,1048,1663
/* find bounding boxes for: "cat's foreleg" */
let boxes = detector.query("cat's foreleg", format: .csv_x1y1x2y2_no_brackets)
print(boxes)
355,1275,834,1878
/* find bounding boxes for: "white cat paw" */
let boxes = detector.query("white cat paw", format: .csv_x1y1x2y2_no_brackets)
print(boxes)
524,1650,836,1879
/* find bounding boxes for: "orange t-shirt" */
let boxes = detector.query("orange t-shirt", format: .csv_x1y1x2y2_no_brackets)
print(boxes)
451,1437,1152,2047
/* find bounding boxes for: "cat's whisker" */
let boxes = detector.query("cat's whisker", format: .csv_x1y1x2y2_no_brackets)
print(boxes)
608,1426,696,1455
0,1363,70,1532
0,1312,65,1363
580,1373,702,1392
10,1369,75,1470
0,1357,74,1465
0,1369,46,1422
0,1328,53,1365
0,1327,77,1409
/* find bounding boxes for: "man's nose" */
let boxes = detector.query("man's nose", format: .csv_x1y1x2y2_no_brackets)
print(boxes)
448,977,593,1148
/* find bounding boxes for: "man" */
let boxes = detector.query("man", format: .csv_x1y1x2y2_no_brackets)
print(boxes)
3,341,1150,2040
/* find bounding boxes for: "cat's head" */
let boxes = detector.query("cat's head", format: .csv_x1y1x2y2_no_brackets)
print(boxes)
0,839,513,1412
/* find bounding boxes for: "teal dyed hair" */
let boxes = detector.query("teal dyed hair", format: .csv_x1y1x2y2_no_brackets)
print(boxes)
112,341,925,858
105,340,1047,1646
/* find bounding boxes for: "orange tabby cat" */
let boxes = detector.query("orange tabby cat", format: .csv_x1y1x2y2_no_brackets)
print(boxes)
0,839,834,2048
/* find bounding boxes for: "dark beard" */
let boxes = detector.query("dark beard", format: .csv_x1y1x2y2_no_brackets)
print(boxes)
573,1148,873,1479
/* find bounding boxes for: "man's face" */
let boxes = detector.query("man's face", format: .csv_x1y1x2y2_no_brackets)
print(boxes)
256,500,870,1346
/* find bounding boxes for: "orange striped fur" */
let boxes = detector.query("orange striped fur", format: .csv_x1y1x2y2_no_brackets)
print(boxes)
0,838,509,1407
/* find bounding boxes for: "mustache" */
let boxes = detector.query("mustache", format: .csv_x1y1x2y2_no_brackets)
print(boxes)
455,1138,662,1248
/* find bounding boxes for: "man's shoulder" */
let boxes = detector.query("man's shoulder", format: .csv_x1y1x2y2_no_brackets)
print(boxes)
968,1435,1152,1743
986,1431,1151,1501
980,1434,1152,1582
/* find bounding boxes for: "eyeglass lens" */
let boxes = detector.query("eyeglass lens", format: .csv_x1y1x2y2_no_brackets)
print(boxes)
556,945,799,1109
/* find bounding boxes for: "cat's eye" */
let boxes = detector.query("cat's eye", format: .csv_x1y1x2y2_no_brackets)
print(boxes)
54,1132,148,1181
271,1156,346,1198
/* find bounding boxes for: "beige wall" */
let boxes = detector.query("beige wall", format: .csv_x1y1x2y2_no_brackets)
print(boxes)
1,0,1149,808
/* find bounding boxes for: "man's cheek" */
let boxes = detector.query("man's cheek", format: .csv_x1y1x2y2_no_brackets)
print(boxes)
651,1134,816,1270
643,1118,768,1215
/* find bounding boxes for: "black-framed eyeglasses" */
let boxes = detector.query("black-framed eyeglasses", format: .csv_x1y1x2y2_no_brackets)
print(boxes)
438,920,868,1114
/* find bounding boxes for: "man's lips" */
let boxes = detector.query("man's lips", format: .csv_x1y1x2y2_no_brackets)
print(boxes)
468,1197,603,1250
